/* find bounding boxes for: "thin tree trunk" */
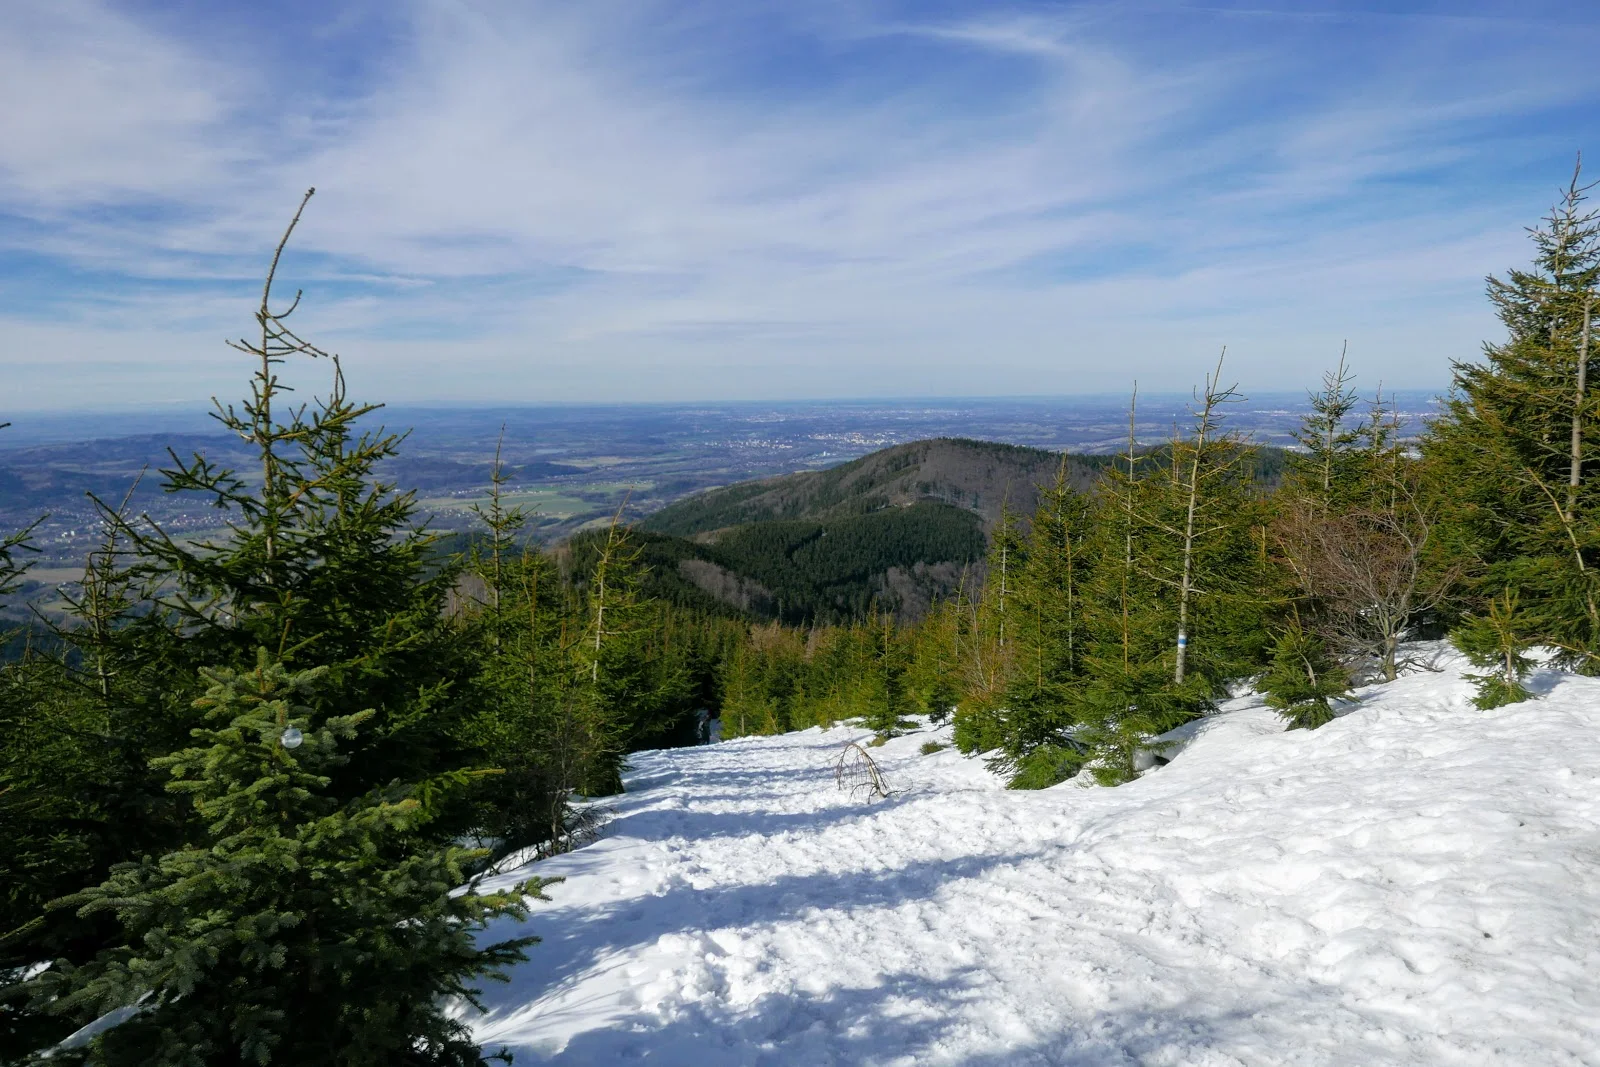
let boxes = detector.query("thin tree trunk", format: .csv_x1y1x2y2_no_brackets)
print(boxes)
1123,386,1137,672
1175,354,1227,686
997,535,1008,650
1063,492,1076,665
491,431,506,617
525,558,540,687
253,188,315,571
1035,599,1043,688
1322,342,1348,497
592,560,605,684
1570,296,1593,519
1175,441,1201,686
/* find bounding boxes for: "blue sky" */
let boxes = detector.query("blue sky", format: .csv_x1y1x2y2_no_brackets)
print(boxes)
2,0,1599,411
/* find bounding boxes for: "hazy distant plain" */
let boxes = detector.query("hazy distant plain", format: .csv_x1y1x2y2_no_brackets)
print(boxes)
0,391,1439,592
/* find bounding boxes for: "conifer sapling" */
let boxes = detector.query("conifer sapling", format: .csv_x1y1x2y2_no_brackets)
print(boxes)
23,652,553,1066
1453,591,1537,710
1260,625,1352,730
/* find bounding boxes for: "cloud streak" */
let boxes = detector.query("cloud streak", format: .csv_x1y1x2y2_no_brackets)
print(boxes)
2,0,1598,409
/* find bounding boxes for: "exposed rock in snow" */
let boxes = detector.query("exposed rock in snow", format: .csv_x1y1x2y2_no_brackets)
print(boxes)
470,648,1600,1065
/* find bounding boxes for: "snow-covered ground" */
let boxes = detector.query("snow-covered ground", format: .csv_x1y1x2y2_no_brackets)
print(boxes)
472,649,1600,1065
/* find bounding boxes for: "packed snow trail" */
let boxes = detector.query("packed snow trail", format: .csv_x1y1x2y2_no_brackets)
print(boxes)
471,651,1600,1065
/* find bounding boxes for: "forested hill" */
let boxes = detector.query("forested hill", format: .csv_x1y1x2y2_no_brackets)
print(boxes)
641,437,1074,537
643,436,1287,539
621,437,1286,624
624,438,1063,623
572,502,985,625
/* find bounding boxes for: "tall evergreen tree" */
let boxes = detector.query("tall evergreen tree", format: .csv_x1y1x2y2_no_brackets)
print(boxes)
1070,370,1267,783
4,192,541,1063
566,515,693,791
1152,354,1262,689
1426,164,1600,677
466,510,579,859
992,461,1094,785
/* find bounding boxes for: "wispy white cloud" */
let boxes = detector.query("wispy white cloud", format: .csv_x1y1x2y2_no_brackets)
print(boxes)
2,0,1598,410
0,0,250,208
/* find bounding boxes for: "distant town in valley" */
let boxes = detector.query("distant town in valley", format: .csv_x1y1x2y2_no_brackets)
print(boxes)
0,390,1439,597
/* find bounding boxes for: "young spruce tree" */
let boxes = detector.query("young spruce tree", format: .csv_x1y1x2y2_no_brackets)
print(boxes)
1452,589,1537,709
951,508,1023,754
862,611,914,742
1259,623,1351,730
20,654,550,1066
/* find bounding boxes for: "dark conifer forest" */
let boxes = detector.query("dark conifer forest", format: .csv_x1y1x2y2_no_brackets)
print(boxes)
5,170,1600,1063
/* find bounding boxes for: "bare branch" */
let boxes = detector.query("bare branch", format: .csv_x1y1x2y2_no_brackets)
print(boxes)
262,188,315,321
834,741,894,801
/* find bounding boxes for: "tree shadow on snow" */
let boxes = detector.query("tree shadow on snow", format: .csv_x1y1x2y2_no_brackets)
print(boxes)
608,798,914,844
635,760,857,792
1523,666,1573,699
489,967,1277,1067
476,845,1063,1028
